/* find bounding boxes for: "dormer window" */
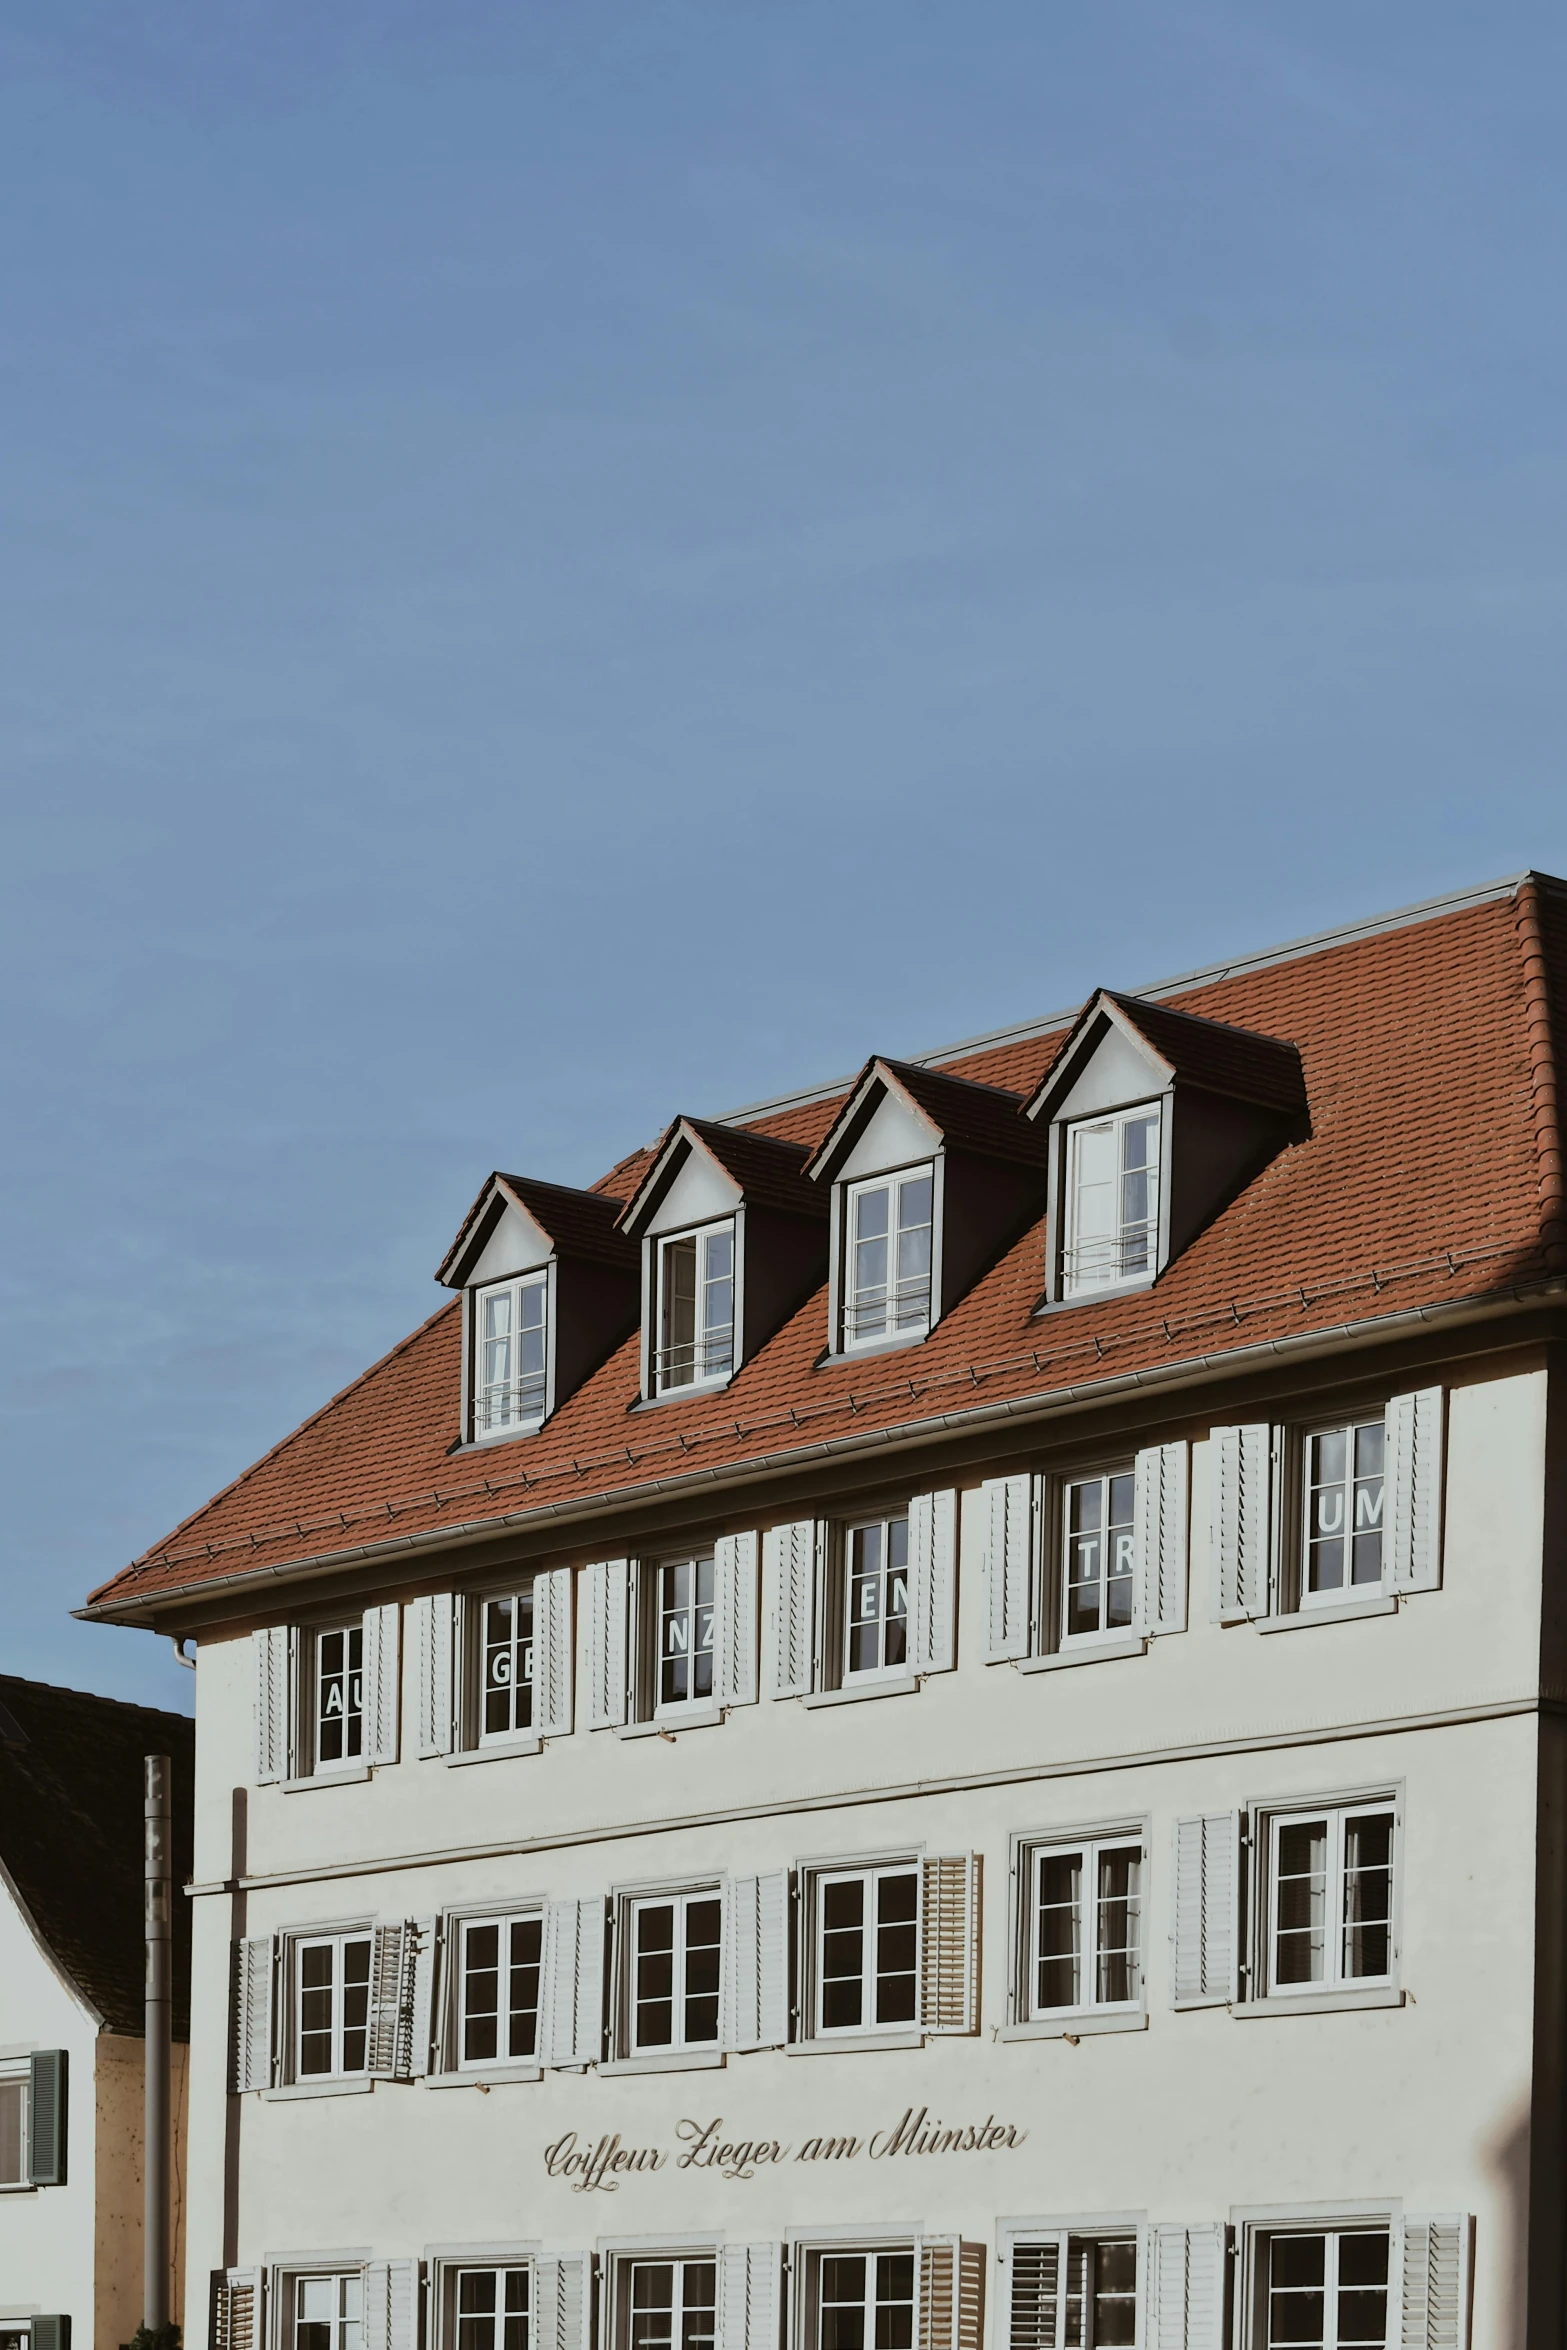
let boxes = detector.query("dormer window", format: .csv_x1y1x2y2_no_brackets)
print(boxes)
656,1219,735,1392
474,1273,549,1434
844,1168,933,1348
1061,1103,1162,1296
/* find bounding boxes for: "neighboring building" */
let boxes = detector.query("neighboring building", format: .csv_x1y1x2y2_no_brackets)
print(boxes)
0,1674,194,2349
79,872,1567,2350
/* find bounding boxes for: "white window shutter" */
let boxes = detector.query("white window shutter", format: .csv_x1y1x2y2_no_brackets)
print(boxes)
921,1853,978,2033
1401,2217,1469,2350
412,1593,456,1757
367,1922,409,2078
1210,1423,1272,1619
230,1936,274,2093
363,2260,419,2350
721,1870,790,2051
213,2271,265,2350
909,1489,958,1675
583,1558,631,1729
918,2239,957,2350
1150,2224,1227,2350
982,1474,1034,1662
541,1896,605,2067
763,1519,822,1697
253,1626,292,1785
1171,1815,1239,2007
722,2244,782,2350
1135,1443,1189,1635
536,2256,592,2350
1386,1389,1445,1594
532,1568,575,1738
361,1602,402,1764
1006,2236,1064,2350
714,1531,761,1707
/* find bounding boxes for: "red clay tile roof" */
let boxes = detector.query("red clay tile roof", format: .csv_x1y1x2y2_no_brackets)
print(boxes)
84,877,1567,1620
807,1058,1050,1183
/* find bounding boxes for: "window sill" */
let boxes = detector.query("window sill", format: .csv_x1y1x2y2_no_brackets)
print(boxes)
1234,1985,1404,2020
426,2064,542,2089
264,2077,375,2101
0,2181,37,2195
1016,1638,1147,1674
998,2009,1147,2042
615,1712,726,1741
283,1766,373,1793
600,2049,727,2076
788,2031,923,2057
446,1739,542,1767
1035,1274,1157,1317
630,1376,736,1413
801,1677,921,1710
818,1330,932,1371
1256,1594,1398,1633
452,1422,547,1456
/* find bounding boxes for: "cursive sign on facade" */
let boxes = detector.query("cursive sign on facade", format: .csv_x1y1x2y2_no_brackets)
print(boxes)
543,2109,1028,2193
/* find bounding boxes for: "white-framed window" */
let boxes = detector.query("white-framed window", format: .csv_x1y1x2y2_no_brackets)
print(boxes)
843,1167,934,1349
295,1931,373,2079
625,2256,718,2350
479,1589,535,1742
1022,1834,1143,2018
474,1274,550,1437
458,1911,544,2067
653,1557,716,1714
625,1888,723,2053
1267,1804,1395,1994
843,1514,910,1679
293,2272,364,2350
1260,2227,1390,2350
1061,1469,1137,1643
1009,2233,1139,2350
655,1221,735,1393
313,1624,364,1771
813,1862,920,2034
455,2265,531,2350
1061,1102,1161,1296
0,2069,25,2188
815,2249,916,2350
0,2326,29,2350
1301,1419,1386,1604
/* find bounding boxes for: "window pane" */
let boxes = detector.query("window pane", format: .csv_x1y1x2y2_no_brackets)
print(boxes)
508,1916,542,2057
661,1238,698,1387
661,1560,693,1707
463,1923,501,2064
851,1186,891,1340
1343,1814,1394,1980
1351,1421,1385,1587
683,1897,723,2044
873,1869,919,2024
341,1936,371,2072
820,2256,868,2350
1274,1821,1328,1986
631,2264,676,2350
0,2082,24,2186
1268,2235,1326,2350
874,2255,914,2350
693,1556,715,1703
1096,1846,1142,2004
299,1943,335,2074
821,1878,865,2029
1106,1473,1136,1631
1092,2241,1137,2350
682,2262,718,2350
634,1903,676,2047
1036,1849,1083,2010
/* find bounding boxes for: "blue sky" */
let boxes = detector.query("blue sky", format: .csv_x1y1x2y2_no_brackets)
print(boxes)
4,2,1566,1713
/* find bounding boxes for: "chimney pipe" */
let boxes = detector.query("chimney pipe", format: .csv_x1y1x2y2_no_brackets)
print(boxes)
144,1754,171,2332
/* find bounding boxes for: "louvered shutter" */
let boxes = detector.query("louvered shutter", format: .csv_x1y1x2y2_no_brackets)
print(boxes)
407,1915,438,2077
367,1922,409,2077
412,1593,457,1757
231,1936,275,2092
1150,2224,1227,2350
917,2239,983,2350
1007,2237,1063,2350
721,1870,790,2051
1171,1815,1239,2007
715,1531,761,1706
29,2322,70,2350
763,1519,822,1697
921,1854,978,2033
1401,2217,1469,2349
533,1568,575,1737
1386,1389,1445,1594
583,1558,631,1730
908,1489,958,1675
364,2259,420,2350
26,2049,66,2185
253,1625,292,1784
1135,1443,1189,1635
982,1474,1034,1662
1210,1424,1272,1619
541,1897,606,2067
213,2271,263,2350
361,1602,402,1765
722,2243,782,2350
536,2255,592,2350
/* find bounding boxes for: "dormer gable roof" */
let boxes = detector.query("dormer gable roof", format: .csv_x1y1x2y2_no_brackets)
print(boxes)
806,1056,1050,1188
618,1116,822,1241
1024,991,1308,1128
437,1173,635,1290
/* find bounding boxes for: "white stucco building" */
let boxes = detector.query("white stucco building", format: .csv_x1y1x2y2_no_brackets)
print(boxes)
0,1676,193,2350
81,873,1567,2350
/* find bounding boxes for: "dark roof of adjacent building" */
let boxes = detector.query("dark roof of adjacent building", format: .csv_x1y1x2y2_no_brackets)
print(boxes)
0,1675,195,2038
82,871,1567,1620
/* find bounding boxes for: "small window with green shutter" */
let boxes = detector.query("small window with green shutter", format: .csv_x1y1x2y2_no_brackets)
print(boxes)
27,2049,66,2187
